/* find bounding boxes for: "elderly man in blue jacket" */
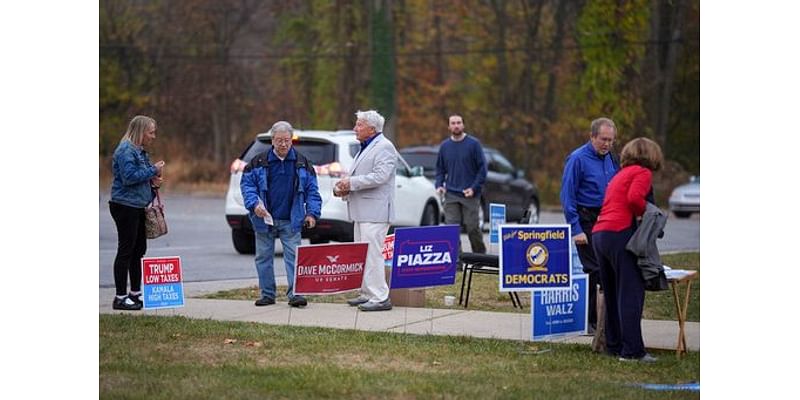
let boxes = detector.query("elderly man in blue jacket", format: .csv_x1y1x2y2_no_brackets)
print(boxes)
241,121,322,308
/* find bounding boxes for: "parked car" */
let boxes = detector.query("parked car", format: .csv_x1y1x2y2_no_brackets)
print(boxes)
669,176,700,218
226,130,442,254
398,145,540,227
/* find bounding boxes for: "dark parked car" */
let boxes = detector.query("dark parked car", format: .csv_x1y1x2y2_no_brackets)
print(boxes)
399,145,540,226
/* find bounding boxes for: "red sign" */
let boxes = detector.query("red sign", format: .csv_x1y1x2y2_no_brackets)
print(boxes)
293,243,368,295
142,256,182,285
382,234,395,261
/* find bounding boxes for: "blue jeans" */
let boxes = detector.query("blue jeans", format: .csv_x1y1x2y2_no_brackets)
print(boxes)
254,220,300,300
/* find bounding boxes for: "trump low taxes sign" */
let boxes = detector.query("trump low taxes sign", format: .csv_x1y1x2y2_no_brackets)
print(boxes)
499,224,572,291
141,256,184,309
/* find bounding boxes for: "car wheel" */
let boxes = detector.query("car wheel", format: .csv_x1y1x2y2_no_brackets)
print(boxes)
523,199,540,224
674,211,692,219
420,201,439,226
232,229,255,254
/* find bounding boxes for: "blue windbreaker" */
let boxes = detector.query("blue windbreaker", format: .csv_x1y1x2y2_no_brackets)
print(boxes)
240,147,322,233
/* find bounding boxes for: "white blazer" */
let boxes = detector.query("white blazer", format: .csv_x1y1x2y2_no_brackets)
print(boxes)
345,134,397,223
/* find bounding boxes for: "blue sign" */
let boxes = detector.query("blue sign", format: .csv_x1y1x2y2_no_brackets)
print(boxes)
571,243,584,275
499,224,572,291
531,274,588,340
489,203,506,245
390,225,460,289
143,283,185,309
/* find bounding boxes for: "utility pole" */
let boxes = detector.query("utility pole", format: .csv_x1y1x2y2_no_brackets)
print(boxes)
369,0,396,139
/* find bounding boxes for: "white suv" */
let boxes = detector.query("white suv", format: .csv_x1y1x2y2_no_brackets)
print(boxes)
225,130,442,254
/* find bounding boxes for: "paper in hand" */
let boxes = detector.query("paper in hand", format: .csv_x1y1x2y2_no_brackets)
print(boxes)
263,212,274,226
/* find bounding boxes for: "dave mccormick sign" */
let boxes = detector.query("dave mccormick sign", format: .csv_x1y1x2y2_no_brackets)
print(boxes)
293,242,368,295
390,225,460,289
499,224,572,291
141,256,184,309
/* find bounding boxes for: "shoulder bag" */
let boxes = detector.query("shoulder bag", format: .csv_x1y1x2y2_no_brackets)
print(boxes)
144,190,168,239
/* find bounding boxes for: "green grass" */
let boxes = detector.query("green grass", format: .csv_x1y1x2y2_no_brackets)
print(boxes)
202,252,700,322
100,314,699,399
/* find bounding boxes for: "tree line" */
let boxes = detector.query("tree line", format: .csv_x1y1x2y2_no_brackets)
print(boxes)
100,0,699,203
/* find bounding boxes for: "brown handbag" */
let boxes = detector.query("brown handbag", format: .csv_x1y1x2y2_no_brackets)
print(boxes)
144,190,168,239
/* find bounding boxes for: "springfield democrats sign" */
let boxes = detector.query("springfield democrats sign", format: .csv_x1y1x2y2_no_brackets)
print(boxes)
499,225,572,291
293,243,368,295
141,256,184,310
390,225,460,289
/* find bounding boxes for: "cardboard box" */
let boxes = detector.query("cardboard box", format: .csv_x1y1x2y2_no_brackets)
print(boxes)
385,266,426,307
390,288,426,307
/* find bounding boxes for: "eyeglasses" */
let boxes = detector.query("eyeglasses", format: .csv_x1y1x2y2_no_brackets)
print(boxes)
273,138,292,144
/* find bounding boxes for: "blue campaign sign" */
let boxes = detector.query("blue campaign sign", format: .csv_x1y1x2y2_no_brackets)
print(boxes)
571,242,584,275
390,225,460,289
499,224,571,291
531,274,588,340
143,283,185,309
489,203,506,245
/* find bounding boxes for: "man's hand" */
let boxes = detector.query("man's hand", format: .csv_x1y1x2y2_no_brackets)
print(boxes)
151,176,163,188
463,188,474,198
255,203,269,218
436,187,446,195
334,178,351,197
304,216,316,229
573,232,588,245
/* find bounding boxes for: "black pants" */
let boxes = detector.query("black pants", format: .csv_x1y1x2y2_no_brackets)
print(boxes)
109,201,146,296
592,228,646,359
576,206,601,329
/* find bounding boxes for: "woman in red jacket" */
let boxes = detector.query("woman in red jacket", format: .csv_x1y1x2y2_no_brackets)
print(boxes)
592,137,663,362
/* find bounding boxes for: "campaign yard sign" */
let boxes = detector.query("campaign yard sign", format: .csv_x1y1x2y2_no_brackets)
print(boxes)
141,256,184,309
382,233,395,267
390,225,460,289
293,242,368,295
531,274,588,340
499,224,572,291
489,203,506,245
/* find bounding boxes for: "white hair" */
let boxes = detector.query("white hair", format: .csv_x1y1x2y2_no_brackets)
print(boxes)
270,120,294,135
355,110,385,132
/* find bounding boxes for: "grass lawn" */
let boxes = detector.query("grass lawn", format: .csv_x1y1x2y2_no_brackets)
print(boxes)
203,252,699,322
100,314,700,399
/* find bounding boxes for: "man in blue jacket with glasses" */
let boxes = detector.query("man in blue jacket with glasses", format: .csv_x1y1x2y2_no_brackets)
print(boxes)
560,117,619,334
241,121,322,307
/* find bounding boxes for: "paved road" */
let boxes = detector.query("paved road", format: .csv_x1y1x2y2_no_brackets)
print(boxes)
99,192,699,287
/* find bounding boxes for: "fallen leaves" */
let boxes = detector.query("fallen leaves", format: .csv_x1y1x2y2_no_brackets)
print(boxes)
223,338,263,348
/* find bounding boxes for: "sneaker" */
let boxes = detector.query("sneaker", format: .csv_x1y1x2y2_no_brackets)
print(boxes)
347,296,369,306
288,296,308,308
112,296,143,311
619,353,658,363
358,299,392,312
255,297,275,306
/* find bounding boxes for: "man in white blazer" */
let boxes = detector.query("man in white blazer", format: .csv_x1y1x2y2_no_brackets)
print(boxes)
333,110,396,311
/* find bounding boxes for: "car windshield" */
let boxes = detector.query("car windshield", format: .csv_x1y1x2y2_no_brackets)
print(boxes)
400,152,437,171
241,138,337,165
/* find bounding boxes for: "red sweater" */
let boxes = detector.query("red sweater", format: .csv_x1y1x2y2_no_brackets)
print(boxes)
592,165,652,233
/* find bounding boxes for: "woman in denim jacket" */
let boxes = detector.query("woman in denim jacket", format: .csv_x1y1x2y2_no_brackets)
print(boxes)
109,115,165,310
